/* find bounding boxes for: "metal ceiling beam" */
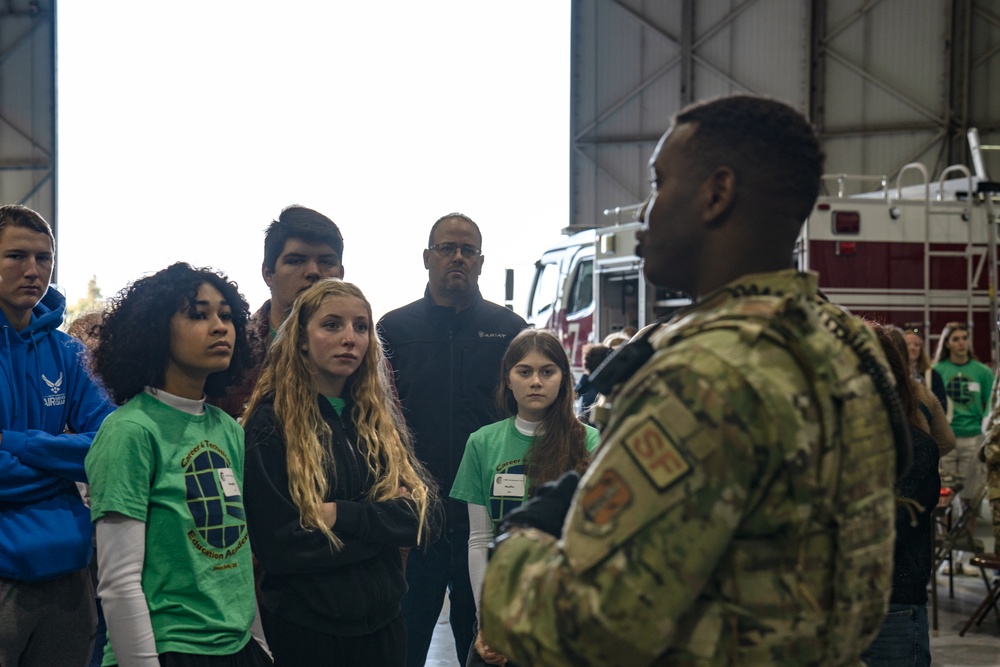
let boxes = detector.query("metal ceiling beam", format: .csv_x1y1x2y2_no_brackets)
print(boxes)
572,56,680,142
17,169,52,205
574,0,762,142
820,123,943,137
809,0,828,128
0,160,50,169
822,0,889,43
0,110,52,157
575,133,665,145
691,53,761,95
823,48,944,124
609,0,675,42
692,0,762,51
946,0,972,168
680,0,694,105
972,3,1000,27
0,0,56,248
885,128,947,178
571,144,641,210
0,13,44,67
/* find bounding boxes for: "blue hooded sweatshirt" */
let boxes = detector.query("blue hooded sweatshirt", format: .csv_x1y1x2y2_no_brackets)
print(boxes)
0,286,115,581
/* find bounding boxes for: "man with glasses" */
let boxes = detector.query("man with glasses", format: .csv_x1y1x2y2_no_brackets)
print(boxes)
378,213,526,667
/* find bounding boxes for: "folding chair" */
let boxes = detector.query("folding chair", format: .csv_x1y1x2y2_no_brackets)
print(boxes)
958,552,1000,636
934,484,988,598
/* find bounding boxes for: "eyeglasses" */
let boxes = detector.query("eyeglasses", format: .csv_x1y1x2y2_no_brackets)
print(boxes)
429,242,481,259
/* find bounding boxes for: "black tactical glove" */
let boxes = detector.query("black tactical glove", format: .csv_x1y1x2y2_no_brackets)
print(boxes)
496,471,581,538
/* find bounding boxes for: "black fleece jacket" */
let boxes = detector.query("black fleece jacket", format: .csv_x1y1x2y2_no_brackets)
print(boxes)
243,395,441,636
377,287,527,531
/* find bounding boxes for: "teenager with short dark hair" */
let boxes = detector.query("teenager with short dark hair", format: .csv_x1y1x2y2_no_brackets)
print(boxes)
213,205,344,419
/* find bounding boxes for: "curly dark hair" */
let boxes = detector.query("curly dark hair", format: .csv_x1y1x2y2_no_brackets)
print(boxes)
675,94,824,224
93,262,252,403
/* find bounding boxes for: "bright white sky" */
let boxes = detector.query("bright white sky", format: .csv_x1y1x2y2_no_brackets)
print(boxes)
55,2,570,321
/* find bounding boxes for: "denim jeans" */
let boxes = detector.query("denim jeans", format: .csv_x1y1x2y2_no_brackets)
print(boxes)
402,529,476,667
861,603,931,667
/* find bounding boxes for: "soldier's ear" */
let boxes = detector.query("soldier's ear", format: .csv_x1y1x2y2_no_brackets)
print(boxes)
703,166,735,225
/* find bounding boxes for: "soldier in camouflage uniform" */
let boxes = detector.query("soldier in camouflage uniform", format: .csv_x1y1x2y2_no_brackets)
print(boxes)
981,368,1000,550
985,441,1000,551
479,95,903,666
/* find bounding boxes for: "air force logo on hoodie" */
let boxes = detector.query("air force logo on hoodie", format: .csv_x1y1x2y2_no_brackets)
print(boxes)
42,372,65,406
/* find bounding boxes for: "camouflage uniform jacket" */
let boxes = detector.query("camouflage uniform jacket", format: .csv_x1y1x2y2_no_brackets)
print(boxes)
981,364,1000,489
481,270,897,666
981,367,1000,544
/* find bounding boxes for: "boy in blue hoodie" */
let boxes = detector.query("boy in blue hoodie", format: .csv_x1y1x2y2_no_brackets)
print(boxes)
0,205,116,666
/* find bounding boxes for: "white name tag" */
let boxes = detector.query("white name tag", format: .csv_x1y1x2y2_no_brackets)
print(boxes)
969,382,981,393
218,468,240,498
493,473,526,498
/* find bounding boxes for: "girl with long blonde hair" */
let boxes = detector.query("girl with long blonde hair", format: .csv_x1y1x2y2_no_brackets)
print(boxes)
243,279,439,667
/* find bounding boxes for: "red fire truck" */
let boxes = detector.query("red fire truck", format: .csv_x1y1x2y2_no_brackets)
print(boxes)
521,206,689,375
804,135,999,364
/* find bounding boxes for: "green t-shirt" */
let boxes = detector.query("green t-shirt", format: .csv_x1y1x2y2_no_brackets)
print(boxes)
85,392,255,662
450,417,600,530
934,357,994,437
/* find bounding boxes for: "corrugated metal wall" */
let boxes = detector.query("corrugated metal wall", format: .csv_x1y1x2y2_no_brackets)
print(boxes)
0,0,56,245
570,0,1000,231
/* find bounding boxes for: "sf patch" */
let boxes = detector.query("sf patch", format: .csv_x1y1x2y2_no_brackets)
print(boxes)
622,417,692,491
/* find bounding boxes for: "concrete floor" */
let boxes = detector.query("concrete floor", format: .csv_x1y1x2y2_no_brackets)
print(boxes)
931,567,1000,667
426,576,1000,666
424,600,458,667
427,589,1000,666
926,504,1000,667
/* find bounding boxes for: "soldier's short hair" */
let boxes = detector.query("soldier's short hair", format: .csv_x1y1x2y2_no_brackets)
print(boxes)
675,95,824,224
